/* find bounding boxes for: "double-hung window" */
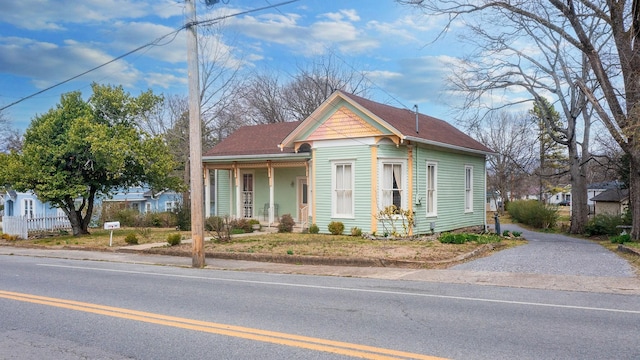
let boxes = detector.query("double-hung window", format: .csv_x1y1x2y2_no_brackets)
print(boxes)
381,162,403,210
165,201,177,213
426,161,437,216
333,162,354,217
464,165,473,212
23,198,34,219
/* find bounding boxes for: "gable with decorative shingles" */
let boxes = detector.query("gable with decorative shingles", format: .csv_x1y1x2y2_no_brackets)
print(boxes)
306,106,382,141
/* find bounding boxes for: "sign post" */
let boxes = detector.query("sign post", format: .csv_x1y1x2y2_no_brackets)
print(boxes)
103,221,121,247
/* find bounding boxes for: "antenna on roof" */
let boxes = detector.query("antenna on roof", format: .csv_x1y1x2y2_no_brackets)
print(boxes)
413,105,419,134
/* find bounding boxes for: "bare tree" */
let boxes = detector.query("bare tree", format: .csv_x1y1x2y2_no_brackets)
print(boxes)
235,54,373,125
477,111,537,211
401,0,625,234
239,73,290,124
0,111,22,153
284,54,371,121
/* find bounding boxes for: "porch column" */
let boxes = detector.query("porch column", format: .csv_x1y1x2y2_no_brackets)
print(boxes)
306,160,312,218
234,163,240,218
214,169,218,216
268,161,275,225
204,168,211,218
370,145,378,233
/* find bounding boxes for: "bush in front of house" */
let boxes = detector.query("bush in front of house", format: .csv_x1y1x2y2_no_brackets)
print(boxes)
328,221,345,235
229,218,254,233
308,223,320,234
350,227,362,237
205,216,225,232
278,214,295,233
124,233,138,245
585,213,626,236
506,200,558,229
167,233,181,246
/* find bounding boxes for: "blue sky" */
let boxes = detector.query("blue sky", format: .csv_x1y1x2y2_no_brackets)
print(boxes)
0,0,471,132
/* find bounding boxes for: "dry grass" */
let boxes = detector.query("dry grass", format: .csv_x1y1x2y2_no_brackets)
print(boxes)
1,227,526,266
1,228,189,248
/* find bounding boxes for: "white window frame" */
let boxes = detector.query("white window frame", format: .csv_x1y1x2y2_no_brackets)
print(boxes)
379,160,406,211
165,201,178,213
465,165,473,212
426,161,437,217
332,161,354,218
22,198,35,219
145,203,152,213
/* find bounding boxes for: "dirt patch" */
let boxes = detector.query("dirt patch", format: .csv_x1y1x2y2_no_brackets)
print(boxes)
144,233,521,269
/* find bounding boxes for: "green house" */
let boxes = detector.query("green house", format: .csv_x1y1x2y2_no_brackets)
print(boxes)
202,91,494,235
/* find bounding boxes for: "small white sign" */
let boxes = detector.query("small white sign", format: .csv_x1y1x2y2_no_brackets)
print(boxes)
104,221,121,230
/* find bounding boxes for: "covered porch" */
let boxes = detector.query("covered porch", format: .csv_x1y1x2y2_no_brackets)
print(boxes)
204,158,312,229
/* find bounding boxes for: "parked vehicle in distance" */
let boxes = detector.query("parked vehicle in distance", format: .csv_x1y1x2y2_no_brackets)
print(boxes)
558,200,570,206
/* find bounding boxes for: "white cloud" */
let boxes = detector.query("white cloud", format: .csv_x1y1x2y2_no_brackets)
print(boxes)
144,71,187,88
0,36,140,89
0,0,179,31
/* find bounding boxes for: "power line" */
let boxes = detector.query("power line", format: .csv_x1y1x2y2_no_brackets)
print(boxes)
0,0,301,112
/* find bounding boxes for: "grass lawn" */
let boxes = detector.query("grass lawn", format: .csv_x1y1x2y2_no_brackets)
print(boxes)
1,226,526,268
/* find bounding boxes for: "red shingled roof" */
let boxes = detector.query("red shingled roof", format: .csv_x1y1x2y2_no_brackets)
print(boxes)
204,121,301,157
204,91,493,157
340,92,493,153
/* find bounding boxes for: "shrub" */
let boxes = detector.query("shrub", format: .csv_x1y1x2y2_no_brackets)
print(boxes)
439,232,482,244
167,233,182,246
206,215,231,242
610,233,630,244
502,230,511,237
174,202,191,231
308,223,320,234
205,216,225,232
114,208,139,227
328,221,345,235
439,233,467,244
124,233,139,245
350,227,362,237
506,200,558,229
278,214,295,233
229,218,253,233
585,214,625,236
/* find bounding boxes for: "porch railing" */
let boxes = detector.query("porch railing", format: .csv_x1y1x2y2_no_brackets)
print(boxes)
299,206,309,230
2,215,71,239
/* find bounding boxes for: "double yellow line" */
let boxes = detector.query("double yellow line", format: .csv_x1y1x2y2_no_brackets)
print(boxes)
0,290,446,360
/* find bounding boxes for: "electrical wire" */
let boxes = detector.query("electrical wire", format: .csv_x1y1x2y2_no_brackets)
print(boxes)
0,0,301,112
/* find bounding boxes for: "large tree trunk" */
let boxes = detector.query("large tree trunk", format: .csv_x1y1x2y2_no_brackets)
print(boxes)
630,155,640,241
569,153,588,234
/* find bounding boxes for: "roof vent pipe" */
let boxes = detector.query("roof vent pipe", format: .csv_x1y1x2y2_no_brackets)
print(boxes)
413,105,419,134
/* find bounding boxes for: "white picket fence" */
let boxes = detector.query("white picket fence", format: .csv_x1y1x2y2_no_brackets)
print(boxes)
2,216,72,239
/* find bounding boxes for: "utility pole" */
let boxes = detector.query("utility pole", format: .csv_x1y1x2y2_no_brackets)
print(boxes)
186,0,205,268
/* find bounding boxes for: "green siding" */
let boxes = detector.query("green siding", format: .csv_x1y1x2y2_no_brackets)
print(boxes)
313,145,372,234
274,167,306,220
215,169,231,216
413,147,486,233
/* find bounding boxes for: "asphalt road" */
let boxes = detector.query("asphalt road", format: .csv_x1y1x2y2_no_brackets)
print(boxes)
1,254,639,359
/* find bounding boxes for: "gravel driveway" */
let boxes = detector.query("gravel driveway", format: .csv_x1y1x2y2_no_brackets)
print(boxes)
452,224,635,277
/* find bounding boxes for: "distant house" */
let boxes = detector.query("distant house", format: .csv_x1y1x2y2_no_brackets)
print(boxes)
202,90,494,235
2,190,64,218
590,188,629,216
1,187,181,238
102,186,182,214
587,181,625,213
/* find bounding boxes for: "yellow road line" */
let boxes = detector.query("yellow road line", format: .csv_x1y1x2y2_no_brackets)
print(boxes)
0,290,447,360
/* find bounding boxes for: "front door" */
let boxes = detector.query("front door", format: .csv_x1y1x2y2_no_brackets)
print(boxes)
242,173,254,218
297,177,308,223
